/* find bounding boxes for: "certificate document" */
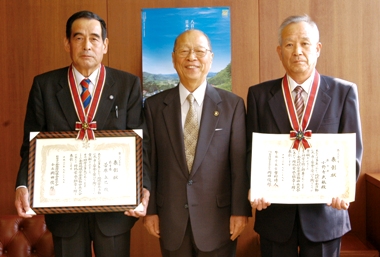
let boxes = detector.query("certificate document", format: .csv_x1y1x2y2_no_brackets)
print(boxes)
28,130,143,214
250,133,356,203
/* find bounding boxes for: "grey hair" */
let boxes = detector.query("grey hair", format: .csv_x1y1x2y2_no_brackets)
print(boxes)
278,15,319,45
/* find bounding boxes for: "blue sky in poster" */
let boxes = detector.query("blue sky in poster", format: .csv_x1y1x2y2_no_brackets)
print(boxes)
142,7,231,75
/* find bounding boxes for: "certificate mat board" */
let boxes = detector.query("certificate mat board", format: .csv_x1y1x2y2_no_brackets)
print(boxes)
28,130,143,214
250,133,356,204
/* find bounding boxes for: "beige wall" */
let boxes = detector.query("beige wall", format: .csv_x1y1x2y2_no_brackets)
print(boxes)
1,0,379,255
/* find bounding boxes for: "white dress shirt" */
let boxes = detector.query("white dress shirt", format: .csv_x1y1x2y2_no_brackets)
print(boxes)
288,70,316,103
72,66,100,96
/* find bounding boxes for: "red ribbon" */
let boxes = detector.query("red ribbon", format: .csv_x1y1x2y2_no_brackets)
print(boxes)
290,130,312,150
75,121,97,140
282,71,320,150
68,65,106,140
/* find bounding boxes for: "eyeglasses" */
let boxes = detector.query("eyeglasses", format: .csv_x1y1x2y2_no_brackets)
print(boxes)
174,47,212,58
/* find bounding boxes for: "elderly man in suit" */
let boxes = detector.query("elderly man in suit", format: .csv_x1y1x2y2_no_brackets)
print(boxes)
14,10,150,257
246,15,363,257
143,29,251,257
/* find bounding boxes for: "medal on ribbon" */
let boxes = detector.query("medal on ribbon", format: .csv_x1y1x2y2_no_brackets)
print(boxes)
68,64,106,140
282,71,320,150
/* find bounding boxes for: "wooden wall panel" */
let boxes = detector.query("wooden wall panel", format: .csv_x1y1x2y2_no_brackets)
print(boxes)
0,0,108,216
259,0,380,242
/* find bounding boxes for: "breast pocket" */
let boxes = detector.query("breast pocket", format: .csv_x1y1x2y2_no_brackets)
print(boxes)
103,106,127,129
213,128,229,137
318,116,340,133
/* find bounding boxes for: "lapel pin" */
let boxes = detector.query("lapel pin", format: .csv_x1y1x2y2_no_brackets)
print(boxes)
109,95,114,100
214,111,219,117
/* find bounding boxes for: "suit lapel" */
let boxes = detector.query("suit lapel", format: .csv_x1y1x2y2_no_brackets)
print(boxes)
268,81,293,133
162,87,189,177
56,71,78,130
308,75,332,131
190,84,221,177
94,69,115,130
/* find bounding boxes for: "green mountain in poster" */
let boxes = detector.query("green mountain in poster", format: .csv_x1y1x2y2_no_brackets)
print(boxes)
208,63,231,91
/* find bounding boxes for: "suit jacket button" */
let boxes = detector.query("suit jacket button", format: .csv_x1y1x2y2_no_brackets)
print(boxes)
184,204,189,209
188,180,193,185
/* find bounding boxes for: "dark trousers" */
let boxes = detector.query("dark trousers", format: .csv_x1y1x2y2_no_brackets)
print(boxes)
52,213,131,257
161,221,237,257
260,210,341,257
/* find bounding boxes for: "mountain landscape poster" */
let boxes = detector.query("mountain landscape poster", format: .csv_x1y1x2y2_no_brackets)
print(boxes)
141,7,231,100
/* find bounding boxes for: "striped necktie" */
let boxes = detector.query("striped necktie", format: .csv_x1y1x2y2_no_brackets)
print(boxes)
294,86,304,122
80,78,91,113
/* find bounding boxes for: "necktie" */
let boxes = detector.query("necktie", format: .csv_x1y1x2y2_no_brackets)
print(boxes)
80,78,91,113
184,94,199,173
294,86,304,122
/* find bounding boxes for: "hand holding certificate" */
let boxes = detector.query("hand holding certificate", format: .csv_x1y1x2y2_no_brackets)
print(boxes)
124,188,150,218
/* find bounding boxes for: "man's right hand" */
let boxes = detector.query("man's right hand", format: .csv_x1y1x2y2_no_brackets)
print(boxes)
248,189,271,211
143,214,160,238
250,198,271,210
15,187,33,218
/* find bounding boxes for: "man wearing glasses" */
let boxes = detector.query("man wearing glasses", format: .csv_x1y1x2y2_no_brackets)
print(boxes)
143,29,251,257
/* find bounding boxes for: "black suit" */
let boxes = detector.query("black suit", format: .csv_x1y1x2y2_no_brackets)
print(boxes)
246,74,363,255
16,66,150,255
145,84,251,253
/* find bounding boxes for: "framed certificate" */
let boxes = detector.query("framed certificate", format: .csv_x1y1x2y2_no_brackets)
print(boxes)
28,130,143,214
250,133,356,204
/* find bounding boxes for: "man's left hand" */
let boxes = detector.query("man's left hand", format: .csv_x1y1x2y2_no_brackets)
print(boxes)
124,188,150,217
327,197,350,210
229,215,248,241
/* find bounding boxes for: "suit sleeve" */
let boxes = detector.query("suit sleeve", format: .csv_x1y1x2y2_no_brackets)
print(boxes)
143,99,157,215
339,83,363,179
230,98,252,216
16,77,46,188
125,76,151,191
246,87,259,182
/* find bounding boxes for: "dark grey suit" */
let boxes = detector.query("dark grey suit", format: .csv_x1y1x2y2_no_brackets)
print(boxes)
145,84,251,252
16,66,150,253
246,74,363,248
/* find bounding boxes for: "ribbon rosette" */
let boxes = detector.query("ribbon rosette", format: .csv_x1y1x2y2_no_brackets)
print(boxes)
75,121,97,140
290,130,312,150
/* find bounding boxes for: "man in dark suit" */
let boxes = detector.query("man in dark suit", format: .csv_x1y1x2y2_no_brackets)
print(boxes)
246,15,363,257
14,11,150,257
143,29,251,256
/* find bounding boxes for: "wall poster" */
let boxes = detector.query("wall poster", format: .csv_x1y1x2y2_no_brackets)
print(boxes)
142,7,231,101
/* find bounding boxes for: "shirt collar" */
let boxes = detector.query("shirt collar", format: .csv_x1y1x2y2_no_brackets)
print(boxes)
287,69,315,94
179,80,207,106
72,66,100,86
